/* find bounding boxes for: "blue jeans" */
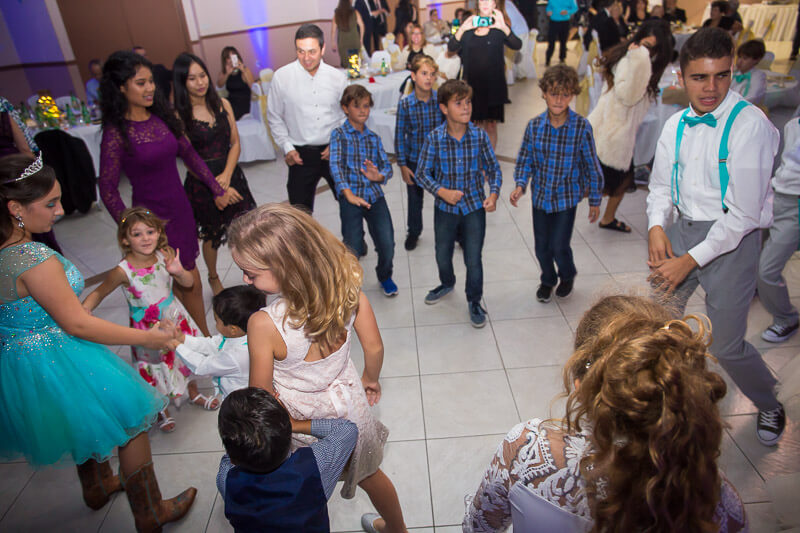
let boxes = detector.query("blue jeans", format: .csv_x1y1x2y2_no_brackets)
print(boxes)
405,161,424,237
434,208,486,303
339,195,395,282
532,206,577,287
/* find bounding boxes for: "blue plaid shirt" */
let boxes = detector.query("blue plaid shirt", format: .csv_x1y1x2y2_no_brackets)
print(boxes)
330,119,393,203
416,122,503,215
394,91,444,168
514,109,603,213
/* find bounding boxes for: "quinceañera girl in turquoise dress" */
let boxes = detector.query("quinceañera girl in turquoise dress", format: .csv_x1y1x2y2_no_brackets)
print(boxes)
0,153,196,532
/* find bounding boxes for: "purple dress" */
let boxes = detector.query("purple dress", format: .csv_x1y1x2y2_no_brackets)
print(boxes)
99,114,225,270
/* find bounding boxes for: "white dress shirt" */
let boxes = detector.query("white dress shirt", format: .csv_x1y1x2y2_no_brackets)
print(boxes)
730,68,766,106
772,117,800,196
647,90,779,267
175,335,249,399
267,59,348,155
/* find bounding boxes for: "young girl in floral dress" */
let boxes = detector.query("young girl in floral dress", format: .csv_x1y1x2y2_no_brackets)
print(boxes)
84,207,218,433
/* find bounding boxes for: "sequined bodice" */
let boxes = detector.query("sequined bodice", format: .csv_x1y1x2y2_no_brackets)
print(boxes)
0,242,82,335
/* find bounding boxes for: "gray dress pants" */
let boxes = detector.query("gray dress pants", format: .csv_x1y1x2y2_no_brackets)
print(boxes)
757,191,800,328
666,218,779,411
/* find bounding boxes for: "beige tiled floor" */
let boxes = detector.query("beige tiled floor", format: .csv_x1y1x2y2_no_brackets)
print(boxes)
3,46,800,532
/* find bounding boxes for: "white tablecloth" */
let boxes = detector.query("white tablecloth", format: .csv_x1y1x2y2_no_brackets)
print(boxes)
702,3,798,41
350,70,410,110
764,71,800,109
65,124,102,174
367,107,397,154
634,100,681,166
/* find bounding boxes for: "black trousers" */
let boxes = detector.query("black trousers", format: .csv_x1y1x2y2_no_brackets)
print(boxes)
287,145,336,213
546,20,570,64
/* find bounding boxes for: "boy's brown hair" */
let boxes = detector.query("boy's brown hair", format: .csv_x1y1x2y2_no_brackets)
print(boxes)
538,64,581,96
340,84,374,108
438,79,472,107
410,54,438,74
737,39,766,62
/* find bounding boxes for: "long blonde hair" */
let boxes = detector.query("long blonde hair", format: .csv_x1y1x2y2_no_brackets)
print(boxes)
564,295,727,532
227,204,363,350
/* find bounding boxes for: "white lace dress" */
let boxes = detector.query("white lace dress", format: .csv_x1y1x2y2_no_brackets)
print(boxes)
463,418,748,532
263,298,389,499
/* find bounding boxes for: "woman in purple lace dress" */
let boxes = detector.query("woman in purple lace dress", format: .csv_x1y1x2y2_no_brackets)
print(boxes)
98,51,234,340
173,53,256,296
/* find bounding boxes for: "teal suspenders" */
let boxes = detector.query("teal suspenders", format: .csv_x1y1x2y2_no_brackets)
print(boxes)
672,100,751,214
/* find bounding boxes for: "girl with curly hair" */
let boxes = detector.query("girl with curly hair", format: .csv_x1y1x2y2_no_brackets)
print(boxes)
227,203,407,533
464,294,747,532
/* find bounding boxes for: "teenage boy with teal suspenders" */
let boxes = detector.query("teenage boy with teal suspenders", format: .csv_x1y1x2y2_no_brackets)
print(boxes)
646,28,786,446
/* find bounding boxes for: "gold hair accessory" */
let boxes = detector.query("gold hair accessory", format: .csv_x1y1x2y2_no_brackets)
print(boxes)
14,153,43,182
120,209,151,225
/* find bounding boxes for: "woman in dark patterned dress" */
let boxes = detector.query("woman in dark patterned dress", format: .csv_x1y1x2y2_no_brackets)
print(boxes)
173,53,256,295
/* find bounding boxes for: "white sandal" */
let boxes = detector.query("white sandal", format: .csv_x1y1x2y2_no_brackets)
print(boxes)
189,392,219,411
157,410,175,433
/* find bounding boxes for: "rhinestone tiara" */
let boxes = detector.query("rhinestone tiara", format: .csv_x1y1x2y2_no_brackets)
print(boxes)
14,153,43,182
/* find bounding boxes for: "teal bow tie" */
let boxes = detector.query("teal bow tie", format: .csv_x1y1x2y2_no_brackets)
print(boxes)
683,113,717,128
734,71,751,83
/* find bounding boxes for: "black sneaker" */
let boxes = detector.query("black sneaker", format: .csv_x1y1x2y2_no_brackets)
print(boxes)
757,404,786,446
425,284,453,305
761,322,799,343
469,302,487,328
404,234,418,251
556,279,574,298
536,284,553,303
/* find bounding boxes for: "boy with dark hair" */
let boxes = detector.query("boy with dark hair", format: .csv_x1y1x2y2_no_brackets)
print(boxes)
330,84,397,297
731,39,767,105
170,285,266,399
511,65,603,303
395,54,445,250
416,79,503,328
646,27,785,446
217,387,358,532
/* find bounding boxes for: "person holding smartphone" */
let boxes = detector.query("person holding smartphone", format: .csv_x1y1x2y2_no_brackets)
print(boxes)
448,0,521,149
216,46,255,120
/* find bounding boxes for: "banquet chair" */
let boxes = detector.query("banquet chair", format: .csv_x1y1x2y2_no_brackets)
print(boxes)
758,51,775,71
34,129,96,215
515,28,538,80
55,96,74,111
233,83,275,163
436,50,462,81
259,68,274,92
370,50,392,70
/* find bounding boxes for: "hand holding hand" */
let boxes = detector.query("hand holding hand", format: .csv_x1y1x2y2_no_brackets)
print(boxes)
214,193,229,210
226,186,243,204
647,226,674,264
215,171,231,190
509,186,525,207
361,159,383,182
647,254,697,294
483,193,498,212
438,187,464,205
362,376,382,406
285,150,303,166
143,319,176,350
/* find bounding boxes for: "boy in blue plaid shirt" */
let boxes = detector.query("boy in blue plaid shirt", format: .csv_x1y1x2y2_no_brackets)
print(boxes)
395,54,445,251
510,65,603,303
330,85,397,297
416,80,503,328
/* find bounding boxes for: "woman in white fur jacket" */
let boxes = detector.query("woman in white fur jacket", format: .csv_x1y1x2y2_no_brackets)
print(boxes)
588,19,674,232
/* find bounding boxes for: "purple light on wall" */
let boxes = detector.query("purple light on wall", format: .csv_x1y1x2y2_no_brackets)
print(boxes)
1,0,64,63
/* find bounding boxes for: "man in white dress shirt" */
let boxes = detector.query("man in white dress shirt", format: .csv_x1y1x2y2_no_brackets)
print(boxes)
267,24,348,213
646,28,785,446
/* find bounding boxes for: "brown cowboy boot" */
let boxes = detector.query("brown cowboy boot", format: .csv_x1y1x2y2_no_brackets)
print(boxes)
76,459,123,510
120,462,197,533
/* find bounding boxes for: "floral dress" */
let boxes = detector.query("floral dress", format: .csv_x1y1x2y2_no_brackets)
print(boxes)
118,251,198,398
